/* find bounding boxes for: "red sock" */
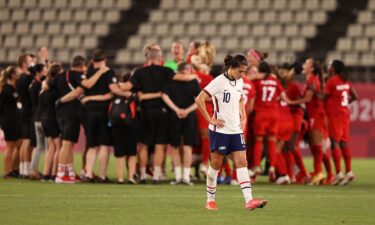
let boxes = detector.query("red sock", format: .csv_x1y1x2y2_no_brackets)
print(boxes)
201,138,210,165
253,139,263,168
292,148,307,176
283,151,294,178
341,146,352,173
312,145,323,173
267,140,277,168
231,168,237,181
246,146,254,169
331,147,342,174
323,152,333,176
275,152,287,176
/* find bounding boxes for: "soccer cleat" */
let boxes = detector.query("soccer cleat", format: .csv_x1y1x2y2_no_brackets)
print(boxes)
339,171,355,186
55,175,75,184
245,199,268,210
206,201,218,210
324,174,335,185
268,170,276,183
309,172,326,185
275,175,291,185
170,179,182,185
332,172,344,186
230,179,239,186
182,179,194,186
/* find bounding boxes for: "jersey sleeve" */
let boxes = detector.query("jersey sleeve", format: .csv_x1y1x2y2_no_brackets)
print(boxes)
165,67,175,81
130,69,140,88
203,77,219,97
106,70,118,87
162,82,171,96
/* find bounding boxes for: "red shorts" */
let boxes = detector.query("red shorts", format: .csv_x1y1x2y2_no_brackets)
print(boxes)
197,103,213,129
253,110,279,136
308,111,327,134
328,116,350,142
277,119,293,141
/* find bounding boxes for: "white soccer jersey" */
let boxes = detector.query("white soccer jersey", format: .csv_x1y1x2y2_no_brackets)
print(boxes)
204,74,244,134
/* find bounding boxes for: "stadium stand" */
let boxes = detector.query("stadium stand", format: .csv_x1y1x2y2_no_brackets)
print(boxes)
327,0,375,67
115,0,337,65
0,0,132,63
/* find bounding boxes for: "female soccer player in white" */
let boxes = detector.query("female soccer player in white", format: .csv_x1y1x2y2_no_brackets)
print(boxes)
195,55,267,211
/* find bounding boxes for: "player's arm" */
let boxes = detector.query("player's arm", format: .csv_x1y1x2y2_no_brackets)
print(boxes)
118,81,133,91
80,66,109,89
109,83,132,97
162,93,181,114
288,89,314,105
138,91,162,101
349,88,358,103
195,90,224,128
59,87,85,103
239,96,246,130
247,98,255,115
80,92,113,104
173,73,200,82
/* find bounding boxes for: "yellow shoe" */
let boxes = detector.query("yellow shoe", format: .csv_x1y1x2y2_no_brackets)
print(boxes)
309,172,326,185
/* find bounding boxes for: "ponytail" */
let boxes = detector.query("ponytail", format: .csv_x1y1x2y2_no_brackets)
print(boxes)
0,66,16,93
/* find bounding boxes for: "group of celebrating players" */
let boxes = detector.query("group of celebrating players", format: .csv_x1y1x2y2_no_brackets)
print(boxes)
0,40,357,191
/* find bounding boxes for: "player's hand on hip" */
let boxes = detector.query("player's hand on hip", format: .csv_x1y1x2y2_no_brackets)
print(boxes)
209,118,225,128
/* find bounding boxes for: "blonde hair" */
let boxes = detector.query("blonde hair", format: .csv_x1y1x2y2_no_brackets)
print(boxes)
198,41,216,68
0,66,16,93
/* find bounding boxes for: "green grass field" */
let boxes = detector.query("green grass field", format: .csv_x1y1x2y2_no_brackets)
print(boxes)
1,154,375,225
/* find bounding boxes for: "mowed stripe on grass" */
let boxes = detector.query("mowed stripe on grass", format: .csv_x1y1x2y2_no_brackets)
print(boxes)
0,156,374,225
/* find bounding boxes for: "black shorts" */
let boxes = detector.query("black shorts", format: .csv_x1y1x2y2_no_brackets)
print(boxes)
85,110,112,148
42,118,60,138
169,112,198,147
19,115,32,139
56,111,80,143
139,107,169,145
112,124,137,157
0,116,20,141
30,118,37,147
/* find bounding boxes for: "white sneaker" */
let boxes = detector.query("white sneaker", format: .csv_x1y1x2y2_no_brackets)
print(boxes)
230,179,239,186
170,179,182,185
339,171,355,186
160,172,168,181
182,179,194,186
275,175,291,185
248,169,255,177
332,172,344,186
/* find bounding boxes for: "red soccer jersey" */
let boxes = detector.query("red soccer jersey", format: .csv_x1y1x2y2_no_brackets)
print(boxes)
286,80,304,116
305,75,324,116
253,75,284,111
195,71,213,90
279,100,292,120
242,75,255,109
324,75,352,117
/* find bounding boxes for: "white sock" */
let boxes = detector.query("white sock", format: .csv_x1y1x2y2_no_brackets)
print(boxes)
57,164,66,177
237,167,253,202
19,163,24,175
206,167,219,203
183,167,191,182
174,166,182,181
24,162,31,175
67,164,75,177
153,166,161,180
140,167,146,180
